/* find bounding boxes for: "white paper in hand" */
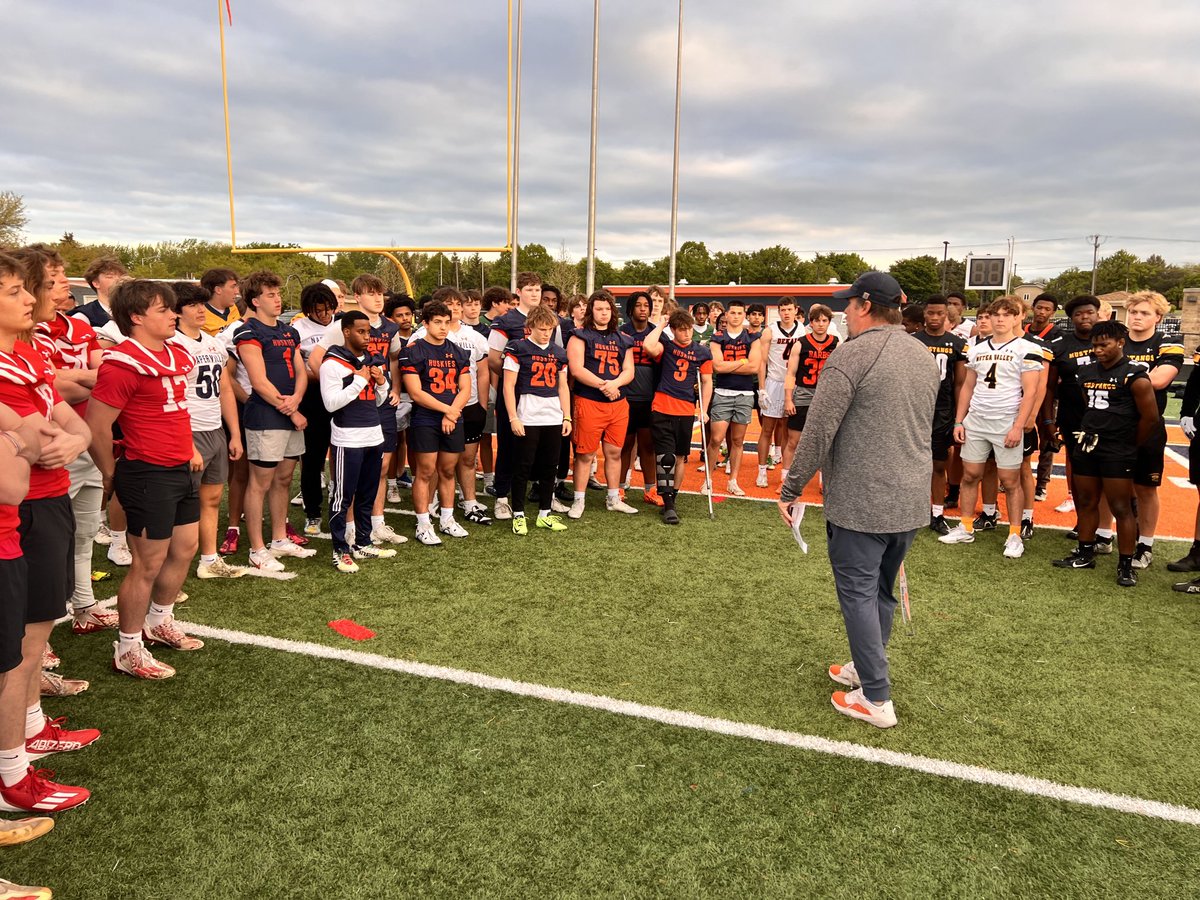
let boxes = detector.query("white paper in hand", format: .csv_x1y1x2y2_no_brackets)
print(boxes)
790,501,808,554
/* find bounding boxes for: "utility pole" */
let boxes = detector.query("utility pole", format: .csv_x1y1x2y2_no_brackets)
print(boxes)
584,0,600,296
1089,234,1103,295
941,241,949,292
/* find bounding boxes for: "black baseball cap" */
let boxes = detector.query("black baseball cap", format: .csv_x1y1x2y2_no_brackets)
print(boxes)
832,272,906,309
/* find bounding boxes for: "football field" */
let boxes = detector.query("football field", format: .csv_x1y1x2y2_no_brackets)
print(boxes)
18,467,1200,898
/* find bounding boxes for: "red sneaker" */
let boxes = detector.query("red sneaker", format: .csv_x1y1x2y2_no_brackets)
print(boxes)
25,717,101,761
112,642,176,680
642,488,665,507
71,606,119,635
0,767,90,813
219,528,239,555
40,646,60,671
285,522,309,546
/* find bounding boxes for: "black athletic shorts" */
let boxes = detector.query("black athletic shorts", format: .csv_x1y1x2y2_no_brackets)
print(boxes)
787,405,811,432
1058,410,1082,458
379,405,399,447
1070,449,1135,480
1134,424,1167,488
17,494,73,622
651,410,693,457
931,423,955,462
1023,428,1038,459
627,400,653,432
0,557,26,673
115,459,200,540
409,421,466,455
1191,437,1200,486
462,403,487,445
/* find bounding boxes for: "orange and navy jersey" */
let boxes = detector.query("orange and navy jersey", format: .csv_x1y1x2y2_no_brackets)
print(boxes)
619,322,659,403
505,339,567,399
233,318,302,430
570,328,632,404
792,333,839,405
651,339,712,416
710,329,759,392
321,345,379,430
400,337,470,427
0,341,68,499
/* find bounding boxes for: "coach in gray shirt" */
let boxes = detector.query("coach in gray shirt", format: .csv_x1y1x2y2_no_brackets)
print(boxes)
779,272,938,729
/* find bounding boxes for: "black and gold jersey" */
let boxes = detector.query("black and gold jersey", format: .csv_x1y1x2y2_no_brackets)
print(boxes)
1078,357,1149,451
1123,332,1184,414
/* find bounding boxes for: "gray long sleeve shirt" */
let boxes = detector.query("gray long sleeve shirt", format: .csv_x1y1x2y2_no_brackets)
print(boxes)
780,324,939,534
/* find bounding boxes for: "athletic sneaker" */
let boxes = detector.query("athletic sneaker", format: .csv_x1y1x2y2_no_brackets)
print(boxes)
290,491,303,507
828,660,861,688
439,520,470,539
40,672,88,698
1034,487,1048,502
1131,543,1153,570
219,528,240,555
831,688,897,728
1168,546,1200,572
1171,576,1200,594
285,523,309,546
352,545,398,560
270,539,316,559
536,514,568,532
606,496,639,515
463,505,493,526
938,525,974,544
642,488,664,507
304,518,322,537
397,473,413,489
929,514,950,536
195,557,246,580
755,471,769,488
587,476,605,491
1020,519,1034,540
550,497,571,514
415,524,442,547
71,606,119,635
568,498,586,520
1055,497,1075,513
93,523,113,545
554,482,574,504
371,523,408,545
333,552,359,574
511,516,528,536
1052,547,1096,569
661,508,680,526
0,819,54,849
387,482,401,504
1003,534,1025,559
493,498,513,520
0,766,90,813
973,512,999,531
249,548,286,573
1093,536,1113,555
111,641,176,679
1116,560,1138,588
0,878,53,899
143,617,204,651
107,542,132,566
40,647,59,671
25,717,101,761
727,481,746,497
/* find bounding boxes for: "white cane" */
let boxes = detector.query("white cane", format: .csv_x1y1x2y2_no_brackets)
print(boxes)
697,405,715,520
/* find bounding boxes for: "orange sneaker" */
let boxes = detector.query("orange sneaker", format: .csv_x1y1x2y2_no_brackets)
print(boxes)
642,488,664,507
831,688,897,728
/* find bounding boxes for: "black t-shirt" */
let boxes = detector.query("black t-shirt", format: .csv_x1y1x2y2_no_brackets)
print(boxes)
1123,332,1184,415
1048,329,1096,417
1078,357,1149,453
912,330,968,430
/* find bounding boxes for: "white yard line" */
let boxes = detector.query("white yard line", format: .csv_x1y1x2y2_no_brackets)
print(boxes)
174,619,1200,827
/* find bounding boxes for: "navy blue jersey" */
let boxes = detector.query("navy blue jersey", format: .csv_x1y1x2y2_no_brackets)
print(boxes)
71,300,110,328
469,322,490,338
505,339,567,399
400,337,471,427
234,318,302,430
490,308,530,345
558,316,576,346
710,329,759,391
652,339,713,416
367,317,399,418
322,345,380,430
619,322,658,403
570,328,632,403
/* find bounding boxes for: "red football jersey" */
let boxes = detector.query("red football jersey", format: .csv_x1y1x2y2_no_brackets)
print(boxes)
0,503,18,560
35,312,100,417
92,339,195,467
0,341,69,499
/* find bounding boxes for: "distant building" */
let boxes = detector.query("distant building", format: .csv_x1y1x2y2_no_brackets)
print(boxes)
1014,282,1047,304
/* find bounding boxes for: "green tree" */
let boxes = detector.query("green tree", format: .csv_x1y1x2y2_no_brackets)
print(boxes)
1044,267,1093,301
0,191,28,245
742,245,801,284
813,252,872,284
936,257,966,296
888,255,941,304
617,258,662,285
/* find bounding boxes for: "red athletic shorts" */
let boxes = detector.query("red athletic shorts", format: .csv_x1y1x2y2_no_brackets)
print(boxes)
572,396,629,454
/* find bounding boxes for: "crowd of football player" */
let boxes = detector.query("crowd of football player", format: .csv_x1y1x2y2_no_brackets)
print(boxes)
0,244,1197,886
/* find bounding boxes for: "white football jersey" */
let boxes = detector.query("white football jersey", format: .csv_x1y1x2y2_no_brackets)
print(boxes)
966,336,1045,421
764,320,803,381
170,330,229,432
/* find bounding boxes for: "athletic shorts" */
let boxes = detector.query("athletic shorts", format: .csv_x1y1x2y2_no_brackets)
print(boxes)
1071,449,1135,480
66,453,103,496
627,400,653,433
761,378,787,419
1134,424,1166,488
409,421,466,455
709,392,754,425
246,428,305,465
379,405,399,447
788,405,811,433
463,403,487,445
17,494,73,623
0,557,25,673
115,459,200,540
1191,436,1200,486
395,399,413,432
1057,410,1082,458
573,396,629,454
651,410,694,457
931,423,955,462
1022,428,1038,459
194,428,229,486
961,416,1023,469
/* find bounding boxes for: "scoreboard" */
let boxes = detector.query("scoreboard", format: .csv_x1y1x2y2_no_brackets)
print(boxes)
964,254,1010,291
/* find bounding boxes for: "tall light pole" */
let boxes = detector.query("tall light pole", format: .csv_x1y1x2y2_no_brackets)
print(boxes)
941,241,949,292
509,0,525,293
1089,234,1103,294
584,0,601,296
667,0,684,302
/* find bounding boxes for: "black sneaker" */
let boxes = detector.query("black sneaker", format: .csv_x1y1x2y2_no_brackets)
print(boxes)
1020,519,1034,540
1116,561,1138,587
661,507,680,526
929,514,950,535
1167,546,1200,572
1065,529,1078,541
1172,577,1200,594
973,512,999,531
1094,536,1114,555
944,489,960,510
463,506,493,526
1131,543,1152,570
1034,486,1048,502
554,481,574,504
587,477,606,491
1052,547,1096,569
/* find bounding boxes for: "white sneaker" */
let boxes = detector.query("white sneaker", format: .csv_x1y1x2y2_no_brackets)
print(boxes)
94,523,113,545
726,481,746,497
270,539,316,559
386,483,401,504
938,525,975,544
439,519,470,538
605,496,639,515
415,524,442,546
1055,497,1075,514
370,523,408,545
493,498,512,520
290,491,303,507
195,557,246,579
568,498,586,520
303,518,321,537
634,458,642,472
107,542,132,566
551,497,571,514
828,661,861,688
249,547,286,572
696,463,707,472
352,544,397,560
755,471,769,488
1003,533,1025,559
832,687,897,728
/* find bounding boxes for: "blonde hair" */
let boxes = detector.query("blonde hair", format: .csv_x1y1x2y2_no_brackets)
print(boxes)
1097,298,1113,321
1126,290,1169,318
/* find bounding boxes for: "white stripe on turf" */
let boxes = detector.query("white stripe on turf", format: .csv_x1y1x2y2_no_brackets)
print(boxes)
174,620,1200,827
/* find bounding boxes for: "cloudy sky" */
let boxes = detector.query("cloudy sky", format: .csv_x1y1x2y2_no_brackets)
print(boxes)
6,0,1200,280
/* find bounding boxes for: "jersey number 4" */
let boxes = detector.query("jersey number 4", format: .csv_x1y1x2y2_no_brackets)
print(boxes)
982,363,998,389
